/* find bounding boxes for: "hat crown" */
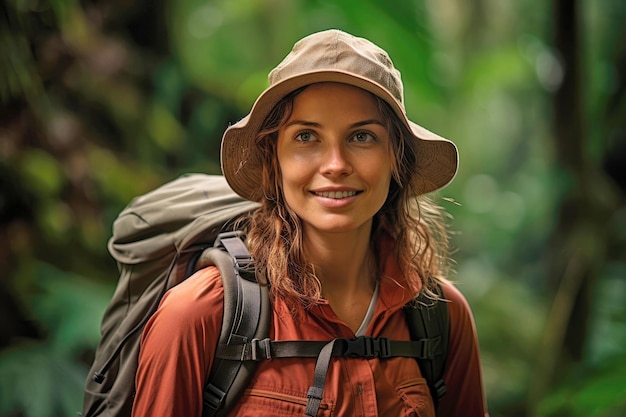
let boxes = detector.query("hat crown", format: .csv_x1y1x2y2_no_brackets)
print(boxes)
221,30,458,202
268,30,404,107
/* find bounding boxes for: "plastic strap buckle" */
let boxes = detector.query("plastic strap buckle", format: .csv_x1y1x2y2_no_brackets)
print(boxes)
214,231,255,281
249,338,272,361
203,383,226,412
434,378,448,399
344,336,391,359
418,338,434,359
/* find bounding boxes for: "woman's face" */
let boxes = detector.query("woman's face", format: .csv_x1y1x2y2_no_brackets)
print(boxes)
276,82,393,237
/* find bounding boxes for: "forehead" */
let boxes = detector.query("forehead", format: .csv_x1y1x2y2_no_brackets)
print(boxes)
290,82,382,115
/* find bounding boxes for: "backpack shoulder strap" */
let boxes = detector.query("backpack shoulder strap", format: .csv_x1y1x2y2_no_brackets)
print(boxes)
191,233,448,416
190,232,270,417
404,282,450,407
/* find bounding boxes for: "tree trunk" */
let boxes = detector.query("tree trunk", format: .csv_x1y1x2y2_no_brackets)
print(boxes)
527,0,621,414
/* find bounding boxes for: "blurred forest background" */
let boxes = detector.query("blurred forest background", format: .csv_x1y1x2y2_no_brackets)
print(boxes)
1,0,625,416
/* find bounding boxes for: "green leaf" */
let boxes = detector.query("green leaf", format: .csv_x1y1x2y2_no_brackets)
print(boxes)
26,262,114,356
0,341,87,417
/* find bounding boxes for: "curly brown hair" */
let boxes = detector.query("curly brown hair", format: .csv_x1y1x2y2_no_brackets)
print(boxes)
238,85,452,310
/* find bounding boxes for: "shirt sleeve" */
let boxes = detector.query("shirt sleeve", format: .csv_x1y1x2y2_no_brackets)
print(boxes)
131,267,224,417
437,282,489,417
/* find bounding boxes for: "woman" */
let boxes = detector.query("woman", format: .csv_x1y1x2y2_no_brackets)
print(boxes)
132,29,488,416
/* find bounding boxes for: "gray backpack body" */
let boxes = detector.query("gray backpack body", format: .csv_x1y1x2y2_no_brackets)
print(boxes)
81,173,449,417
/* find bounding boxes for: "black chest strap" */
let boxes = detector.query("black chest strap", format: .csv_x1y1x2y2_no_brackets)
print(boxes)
216,335,446,417
215,335,444,362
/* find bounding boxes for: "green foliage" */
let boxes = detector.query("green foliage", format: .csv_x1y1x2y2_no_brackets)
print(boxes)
26,262,113,355
1,0,624,416
0,341,87,417
536,356,626,417
0,262,113,417
18,148,65,198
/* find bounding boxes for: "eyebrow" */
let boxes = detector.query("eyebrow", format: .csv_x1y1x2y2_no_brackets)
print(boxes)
285,119,385,128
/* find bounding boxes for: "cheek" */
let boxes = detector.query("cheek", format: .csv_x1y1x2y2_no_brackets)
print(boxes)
375,173,393,204
277,143,316,184
277,150,308,206
280,164,310,206
366,152,393,181
368,154,394,201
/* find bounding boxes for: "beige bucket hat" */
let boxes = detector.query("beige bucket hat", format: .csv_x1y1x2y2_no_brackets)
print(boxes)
220,29,458,202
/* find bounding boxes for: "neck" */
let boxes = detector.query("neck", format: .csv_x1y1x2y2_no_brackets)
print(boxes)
303,227,379,333
303,227,376,298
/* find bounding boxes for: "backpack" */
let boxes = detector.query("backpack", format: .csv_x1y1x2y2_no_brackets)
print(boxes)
81,173,449,417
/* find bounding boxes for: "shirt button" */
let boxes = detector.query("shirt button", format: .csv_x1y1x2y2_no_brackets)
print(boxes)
357,383,363,395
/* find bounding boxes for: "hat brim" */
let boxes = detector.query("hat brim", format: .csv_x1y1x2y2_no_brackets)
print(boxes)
221,71,458,202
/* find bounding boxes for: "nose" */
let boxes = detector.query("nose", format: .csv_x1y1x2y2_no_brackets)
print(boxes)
320,142,352,177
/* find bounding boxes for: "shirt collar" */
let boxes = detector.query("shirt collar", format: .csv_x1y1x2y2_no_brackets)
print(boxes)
377,233,422,312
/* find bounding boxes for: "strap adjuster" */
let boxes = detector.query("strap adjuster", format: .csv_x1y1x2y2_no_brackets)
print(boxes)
249,338,272,360
344,336,391,358
214,231,255,281
434,378,448,399
305,386,324,416
418,338,435,359
203,383,226,411
306,386,323,401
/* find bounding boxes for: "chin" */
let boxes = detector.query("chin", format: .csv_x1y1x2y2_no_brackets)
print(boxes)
305,216,372,236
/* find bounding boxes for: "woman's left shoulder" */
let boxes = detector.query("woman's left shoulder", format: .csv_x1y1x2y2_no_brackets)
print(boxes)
439,281,479,334
440,281,471,308
435,281,489,416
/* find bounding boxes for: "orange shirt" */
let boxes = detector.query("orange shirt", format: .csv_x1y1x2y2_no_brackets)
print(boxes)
133,246,488,417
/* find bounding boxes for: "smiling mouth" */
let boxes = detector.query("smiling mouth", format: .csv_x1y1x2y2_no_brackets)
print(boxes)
313,191,358,199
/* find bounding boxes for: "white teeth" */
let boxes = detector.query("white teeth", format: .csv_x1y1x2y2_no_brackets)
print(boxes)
315,191,357,199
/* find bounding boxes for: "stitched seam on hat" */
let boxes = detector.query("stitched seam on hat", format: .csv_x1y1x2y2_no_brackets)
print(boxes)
329,31,339,65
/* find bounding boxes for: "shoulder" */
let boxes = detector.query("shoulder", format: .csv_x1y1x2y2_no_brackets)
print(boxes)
439,281,479,342
440,281,473,315
437,282,489,416
138,266,226,372
134,266,227,415
166,265,224,300
147,266,225,332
